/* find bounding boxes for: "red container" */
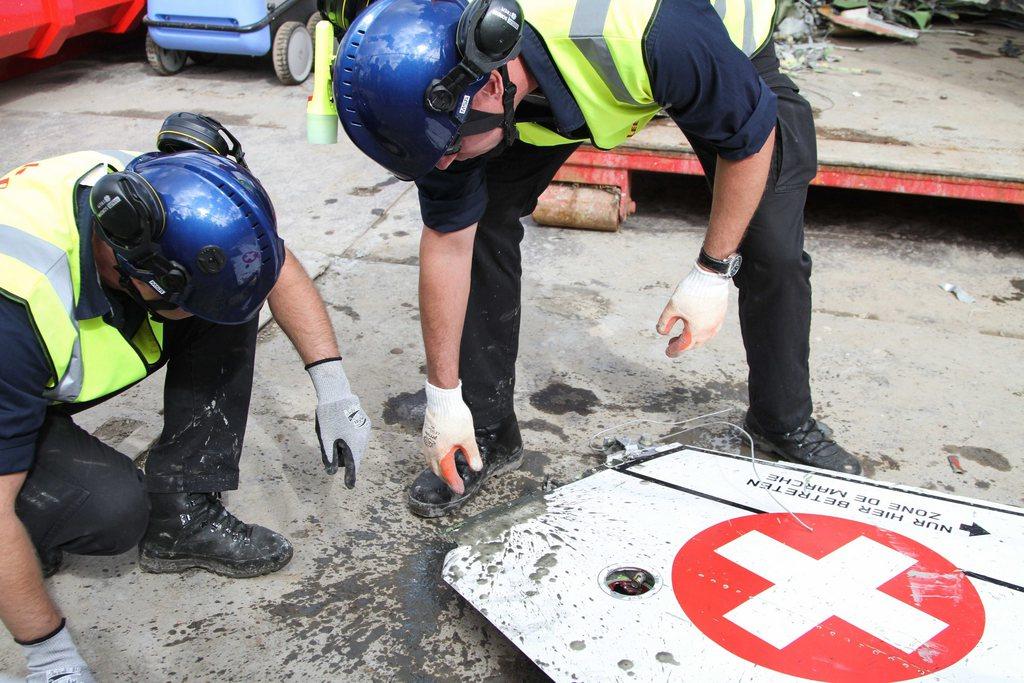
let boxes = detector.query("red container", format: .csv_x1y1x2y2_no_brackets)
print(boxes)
1,0,144,61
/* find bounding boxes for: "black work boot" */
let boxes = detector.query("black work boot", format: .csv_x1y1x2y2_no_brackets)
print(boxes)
745,411,862,475
408,414,525,518
138,493,293,578
39,549,63,579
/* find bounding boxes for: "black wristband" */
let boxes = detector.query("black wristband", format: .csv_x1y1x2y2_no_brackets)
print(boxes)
304,356,343,371
697,248,742,278
15,618,65,646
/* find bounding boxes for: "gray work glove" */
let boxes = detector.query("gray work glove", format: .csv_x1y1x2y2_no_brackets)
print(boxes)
20,620,95,683
306,358,371,487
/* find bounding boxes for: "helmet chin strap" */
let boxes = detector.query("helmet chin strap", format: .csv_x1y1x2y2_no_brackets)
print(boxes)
486,65,519,158
457,66,519,159
116,266,179,322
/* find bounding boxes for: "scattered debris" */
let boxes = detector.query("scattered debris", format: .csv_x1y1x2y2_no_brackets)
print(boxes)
819,5,921,40
999,38,1023,57
941,282,977,303
948,454,967,474
773,0,1024,71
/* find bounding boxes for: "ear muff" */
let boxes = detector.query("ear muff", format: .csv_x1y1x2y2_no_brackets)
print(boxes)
426,0,524,114
456,0,523,66
90,171,191,302
157,112,248,168
90,171,166,250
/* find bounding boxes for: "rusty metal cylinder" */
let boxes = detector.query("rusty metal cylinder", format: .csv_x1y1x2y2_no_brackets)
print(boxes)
533,182,624,232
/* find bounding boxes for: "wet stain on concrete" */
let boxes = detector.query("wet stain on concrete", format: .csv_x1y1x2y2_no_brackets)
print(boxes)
349,177,400,197
814,308,881,321
943,445,1011,471
535,285,611,320
519,449,551,478
98,109,272,127
861,453,901,478
817,126,911,146
257,506,545,678
975,479,991,489
519,418,568,442
991,278,1024,304
324,198,338,205
632,381,746,413
330,304,361,321
382,390,426,433
950,47,999,60
529,382,600,416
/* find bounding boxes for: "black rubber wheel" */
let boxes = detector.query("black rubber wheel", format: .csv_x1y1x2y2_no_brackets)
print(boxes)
272,21,313,85
306,11,324,38
188,51,217,66
145,34,187,76
306,11,339,56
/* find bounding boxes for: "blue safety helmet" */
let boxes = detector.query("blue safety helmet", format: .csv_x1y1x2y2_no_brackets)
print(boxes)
336,0,524,180
91,151,285,324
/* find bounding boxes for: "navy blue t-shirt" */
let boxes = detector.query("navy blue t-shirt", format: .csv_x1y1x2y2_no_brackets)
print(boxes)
0,298,52,474
416,0,778,232
0,185,134,475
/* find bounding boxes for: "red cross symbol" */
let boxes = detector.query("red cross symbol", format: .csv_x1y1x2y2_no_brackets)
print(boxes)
672,513,985,682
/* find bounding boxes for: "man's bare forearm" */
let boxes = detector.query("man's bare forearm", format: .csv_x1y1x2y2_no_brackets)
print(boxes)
703,128,776,260
268,248,340,365
419,225,476,389
0,472,61,642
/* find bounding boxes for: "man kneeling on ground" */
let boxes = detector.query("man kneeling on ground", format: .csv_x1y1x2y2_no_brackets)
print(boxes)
0,114,371,682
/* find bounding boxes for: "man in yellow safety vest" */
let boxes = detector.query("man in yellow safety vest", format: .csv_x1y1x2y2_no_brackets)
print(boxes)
334,0,862,517
0,114,371,681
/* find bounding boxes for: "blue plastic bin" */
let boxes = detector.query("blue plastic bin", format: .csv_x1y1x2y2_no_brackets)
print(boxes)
147,0,272,56
144,0,318,84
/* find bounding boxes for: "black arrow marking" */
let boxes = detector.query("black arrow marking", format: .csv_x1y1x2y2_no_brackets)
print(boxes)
959,522,989,537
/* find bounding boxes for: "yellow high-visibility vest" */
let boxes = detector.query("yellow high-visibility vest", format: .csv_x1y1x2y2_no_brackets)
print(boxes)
0,151,164,404
517,0,777,148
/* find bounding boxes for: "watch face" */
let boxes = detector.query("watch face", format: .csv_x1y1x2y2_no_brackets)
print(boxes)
726,254,742,278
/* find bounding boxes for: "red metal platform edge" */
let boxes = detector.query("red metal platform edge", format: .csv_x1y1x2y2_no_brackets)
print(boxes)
553,146,1024,224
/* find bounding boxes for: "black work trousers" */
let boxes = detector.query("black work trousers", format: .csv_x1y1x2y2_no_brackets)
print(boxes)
461,44,818,434
14,315,258,558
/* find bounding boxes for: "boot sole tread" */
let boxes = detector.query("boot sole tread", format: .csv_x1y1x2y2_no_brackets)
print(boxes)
138,549,293,578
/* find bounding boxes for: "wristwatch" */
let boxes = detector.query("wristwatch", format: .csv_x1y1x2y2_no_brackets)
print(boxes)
698,248,742,278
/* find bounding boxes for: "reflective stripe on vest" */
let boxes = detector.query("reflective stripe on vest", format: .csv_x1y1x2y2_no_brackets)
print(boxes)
0,151,165,404
0,223,83,401
569,0,640,106
518,0,777,148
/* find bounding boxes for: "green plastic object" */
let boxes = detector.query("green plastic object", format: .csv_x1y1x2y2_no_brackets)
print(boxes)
307,114,339,144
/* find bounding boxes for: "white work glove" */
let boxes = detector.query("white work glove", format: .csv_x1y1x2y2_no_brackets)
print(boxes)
422,381,482,495
21,621,95,683
307,358,371,487
656,262,730,356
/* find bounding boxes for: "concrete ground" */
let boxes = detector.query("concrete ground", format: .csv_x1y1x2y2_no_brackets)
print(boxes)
1,37,1022,681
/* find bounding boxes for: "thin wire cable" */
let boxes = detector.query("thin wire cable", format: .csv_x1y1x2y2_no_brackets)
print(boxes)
589,410,814,532
587,407,733,452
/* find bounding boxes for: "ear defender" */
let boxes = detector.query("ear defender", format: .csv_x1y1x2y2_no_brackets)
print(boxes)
157,112,248,168
426,0,524,114
90,171,190,301
90,171,166,250
458,0,523,64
